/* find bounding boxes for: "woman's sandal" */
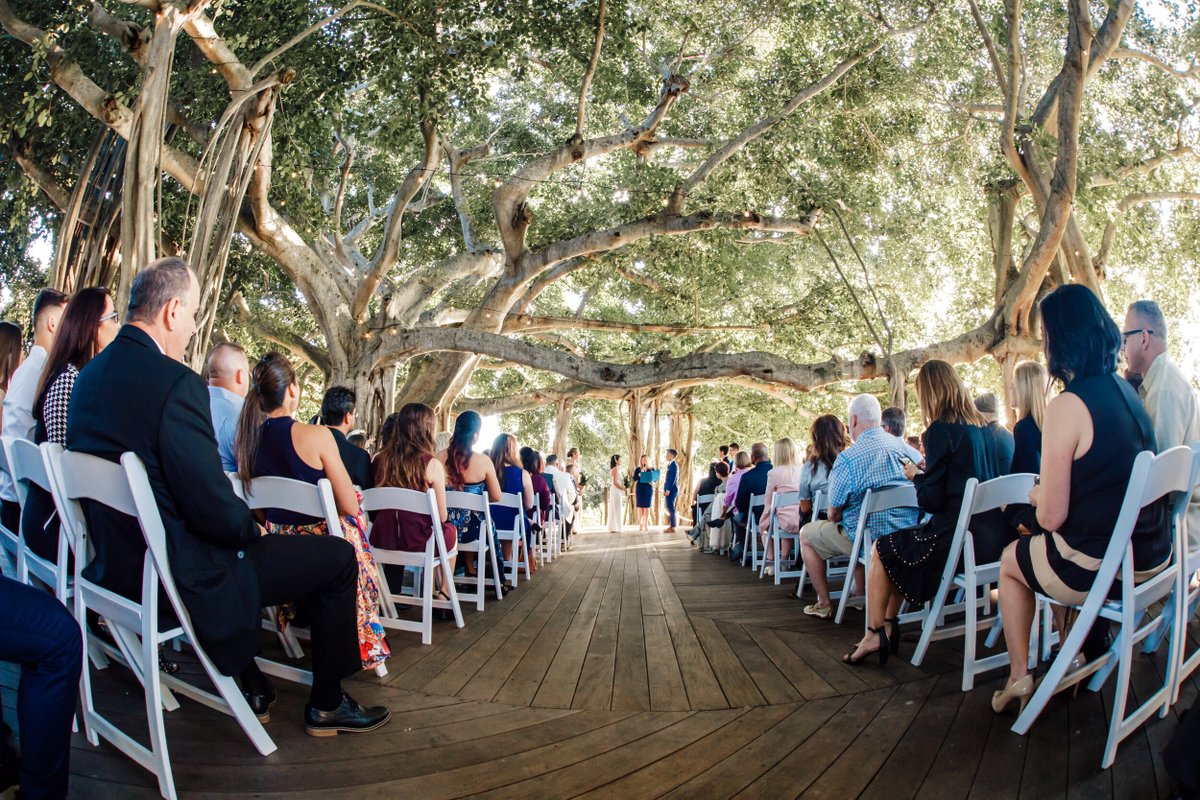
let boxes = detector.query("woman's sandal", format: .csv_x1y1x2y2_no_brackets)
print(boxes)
842,626,890,666
884,616,902,655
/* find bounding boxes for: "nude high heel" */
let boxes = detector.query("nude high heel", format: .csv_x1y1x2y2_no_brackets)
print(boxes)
991,674,1034,714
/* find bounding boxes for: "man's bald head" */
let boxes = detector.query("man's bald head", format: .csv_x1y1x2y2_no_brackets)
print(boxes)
208,341,250,397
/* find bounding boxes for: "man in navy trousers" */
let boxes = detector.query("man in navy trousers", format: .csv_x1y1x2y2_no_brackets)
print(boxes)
663,449,679,532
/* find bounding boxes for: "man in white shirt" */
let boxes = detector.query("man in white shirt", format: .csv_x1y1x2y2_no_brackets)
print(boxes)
1124,300,1200,551
544,454,578,546
0,288,68,532
206,341,250,472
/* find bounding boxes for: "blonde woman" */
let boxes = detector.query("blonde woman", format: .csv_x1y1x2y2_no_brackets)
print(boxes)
759,437,801,576
1010,360,1049,475
842,360,1004,666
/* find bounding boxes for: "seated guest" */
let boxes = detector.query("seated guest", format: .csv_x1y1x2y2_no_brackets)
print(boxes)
842,360,1002,665
703,461,733,553
730,442,772,557
906,435,923,456
1123,299,1200,552
994,285,1170,713
24,288,120,561
1010,360,1048,475
236,351,390,672
490,433,534,581
975,392,1015,473
759,438,801,576
0,575,82,799
0,321,22,428
716,450,751,521
799,394,917,619
206,341,249,472
520,446,551,571
882,405,924,465
687,462,721,545
544,454,578,547
69,258,388,735
1,288,67,533
321,386,372,489
436,410,501,577
370,402,457,596
348,430,368,451
799,414,850,520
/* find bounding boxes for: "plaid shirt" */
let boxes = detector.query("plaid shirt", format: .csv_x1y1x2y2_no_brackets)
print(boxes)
827,426,918,541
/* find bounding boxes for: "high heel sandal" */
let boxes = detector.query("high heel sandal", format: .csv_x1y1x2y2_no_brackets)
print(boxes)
884,617,902,655
842,626,889,666
991,674,1034,714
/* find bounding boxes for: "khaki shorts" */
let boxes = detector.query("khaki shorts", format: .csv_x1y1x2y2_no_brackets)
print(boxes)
802,520,852,561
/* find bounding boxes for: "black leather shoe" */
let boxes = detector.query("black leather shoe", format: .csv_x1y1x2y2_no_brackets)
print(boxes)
243,683,277,724
304,693,391,737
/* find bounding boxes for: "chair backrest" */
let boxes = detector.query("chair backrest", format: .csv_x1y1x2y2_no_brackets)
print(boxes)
361,486,443,555
749,493,765,515
696,493,715,505
1105,447,1195,592
810,490,828,522
238,475,341,536
970,472,1038,514
861,484,919,515
6,437,55,507
491,491,526,533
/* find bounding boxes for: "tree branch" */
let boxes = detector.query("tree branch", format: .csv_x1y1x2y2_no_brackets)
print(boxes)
250,0,362,78
230,292,331,374
575,0,607,138
966,0,1008,97
499,314,766,335
1096,191,1200,272
1087,144,1195,189
1111,47,1199,81
11,144,71,212
385,249,504,327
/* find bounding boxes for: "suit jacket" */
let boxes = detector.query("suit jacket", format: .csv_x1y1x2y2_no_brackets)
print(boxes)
664,461,679,494
68,326,261,675
734,460,773,516
330,427,372,489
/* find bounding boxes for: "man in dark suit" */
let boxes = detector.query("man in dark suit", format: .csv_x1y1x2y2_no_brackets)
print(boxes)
663,448,679,532
731,442,772,559
67,257,389,736
319,386,372,489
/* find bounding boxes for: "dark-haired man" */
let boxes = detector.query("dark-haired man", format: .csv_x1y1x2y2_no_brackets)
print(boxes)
321,386,372,489
68,257,388,736
663,448,679,531
0,288,68,532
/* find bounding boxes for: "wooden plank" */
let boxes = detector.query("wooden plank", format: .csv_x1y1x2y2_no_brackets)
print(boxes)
1066,684,1114,798
690,616,765,707
611,543,650,710
643,613,689,711
713,619,803,704
742,624,839,700
773,627,875,697
1016,679,1070,799
860,672,963,800
572,545,628,709
650,558,728,709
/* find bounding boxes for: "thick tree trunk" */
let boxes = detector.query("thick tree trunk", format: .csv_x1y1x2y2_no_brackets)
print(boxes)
552,399,573,459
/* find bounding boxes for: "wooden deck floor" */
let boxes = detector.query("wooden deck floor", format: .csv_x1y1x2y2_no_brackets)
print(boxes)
5,528,1193,798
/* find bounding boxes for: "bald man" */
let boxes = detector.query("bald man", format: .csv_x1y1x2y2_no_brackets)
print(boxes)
207,341,250,472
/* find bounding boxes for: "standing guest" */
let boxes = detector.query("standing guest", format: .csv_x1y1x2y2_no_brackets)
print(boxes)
975,393,1015,474
69,258,388,735
798,415,850,521
0,321,23,429
206,341,250,472
24,288,120,561
798,394,917,619
842,360,1001,665
728,443,741,468
759,438,801,576
436,410,501,578
321,386,372,490
993,285,1170,714
566,462,583,519
882,406,925,465
236,351,390,673
719,444,731,470
701,462,733,553
566,447,580,469
0,288,67,534
663,449,679,532
633,454,655,531
490,433,534,581
0,575,82,800
1123,299,1200,551
371,402,457,597
544,454,578,547
520,446,551,571
1010,360,1049,475
607,454,625,532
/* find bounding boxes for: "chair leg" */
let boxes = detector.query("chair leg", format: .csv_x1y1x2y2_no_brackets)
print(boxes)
421,561,434,645
962,579,978,690
1101,616,1134,769
142,626,177,800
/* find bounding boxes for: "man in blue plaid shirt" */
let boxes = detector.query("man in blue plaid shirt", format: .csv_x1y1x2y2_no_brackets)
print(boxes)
799,393,918,619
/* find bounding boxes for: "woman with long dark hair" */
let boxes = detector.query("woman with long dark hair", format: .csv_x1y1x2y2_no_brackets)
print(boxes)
992,285,1169,713
0,321,23,429
372,402,458,596
23,288,120,560
435,410,501,577
489,433,533,582
520,446,550,572
235,352,389,671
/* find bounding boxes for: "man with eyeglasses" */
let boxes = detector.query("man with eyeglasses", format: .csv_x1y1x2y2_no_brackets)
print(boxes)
1123,300,1200,550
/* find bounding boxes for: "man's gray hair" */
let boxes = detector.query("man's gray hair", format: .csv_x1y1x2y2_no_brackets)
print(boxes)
127,257,192,323
848,393,882,426
1128,300,1168,342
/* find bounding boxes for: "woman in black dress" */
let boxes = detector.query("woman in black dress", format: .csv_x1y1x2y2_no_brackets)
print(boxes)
842,359,1001,665
992,285,1169,713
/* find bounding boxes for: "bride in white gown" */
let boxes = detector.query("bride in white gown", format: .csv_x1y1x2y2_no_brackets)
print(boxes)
607,454,624,532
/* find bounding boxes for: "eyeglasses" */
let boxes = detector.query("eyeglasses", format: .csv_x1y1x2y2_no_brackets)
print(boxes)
1121,328,1153,341
100,311,120,324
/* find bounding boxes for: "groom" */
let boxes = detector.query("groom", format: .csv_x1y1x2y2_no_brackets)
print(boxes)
663,449,679,532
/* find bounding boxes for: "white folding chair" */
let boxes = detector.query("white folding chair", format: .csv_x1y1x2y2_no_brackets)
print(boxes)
362,486,464,644
5,438,70,598
834,484,919,625
742,494,764,568
531,494,550,565
445,490,504,611
0,437,19,575
794,490,831,598
491,492,532,587
53,450,275,800
761,490,803,584
1012,446,1194,769
909,473,1039,689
